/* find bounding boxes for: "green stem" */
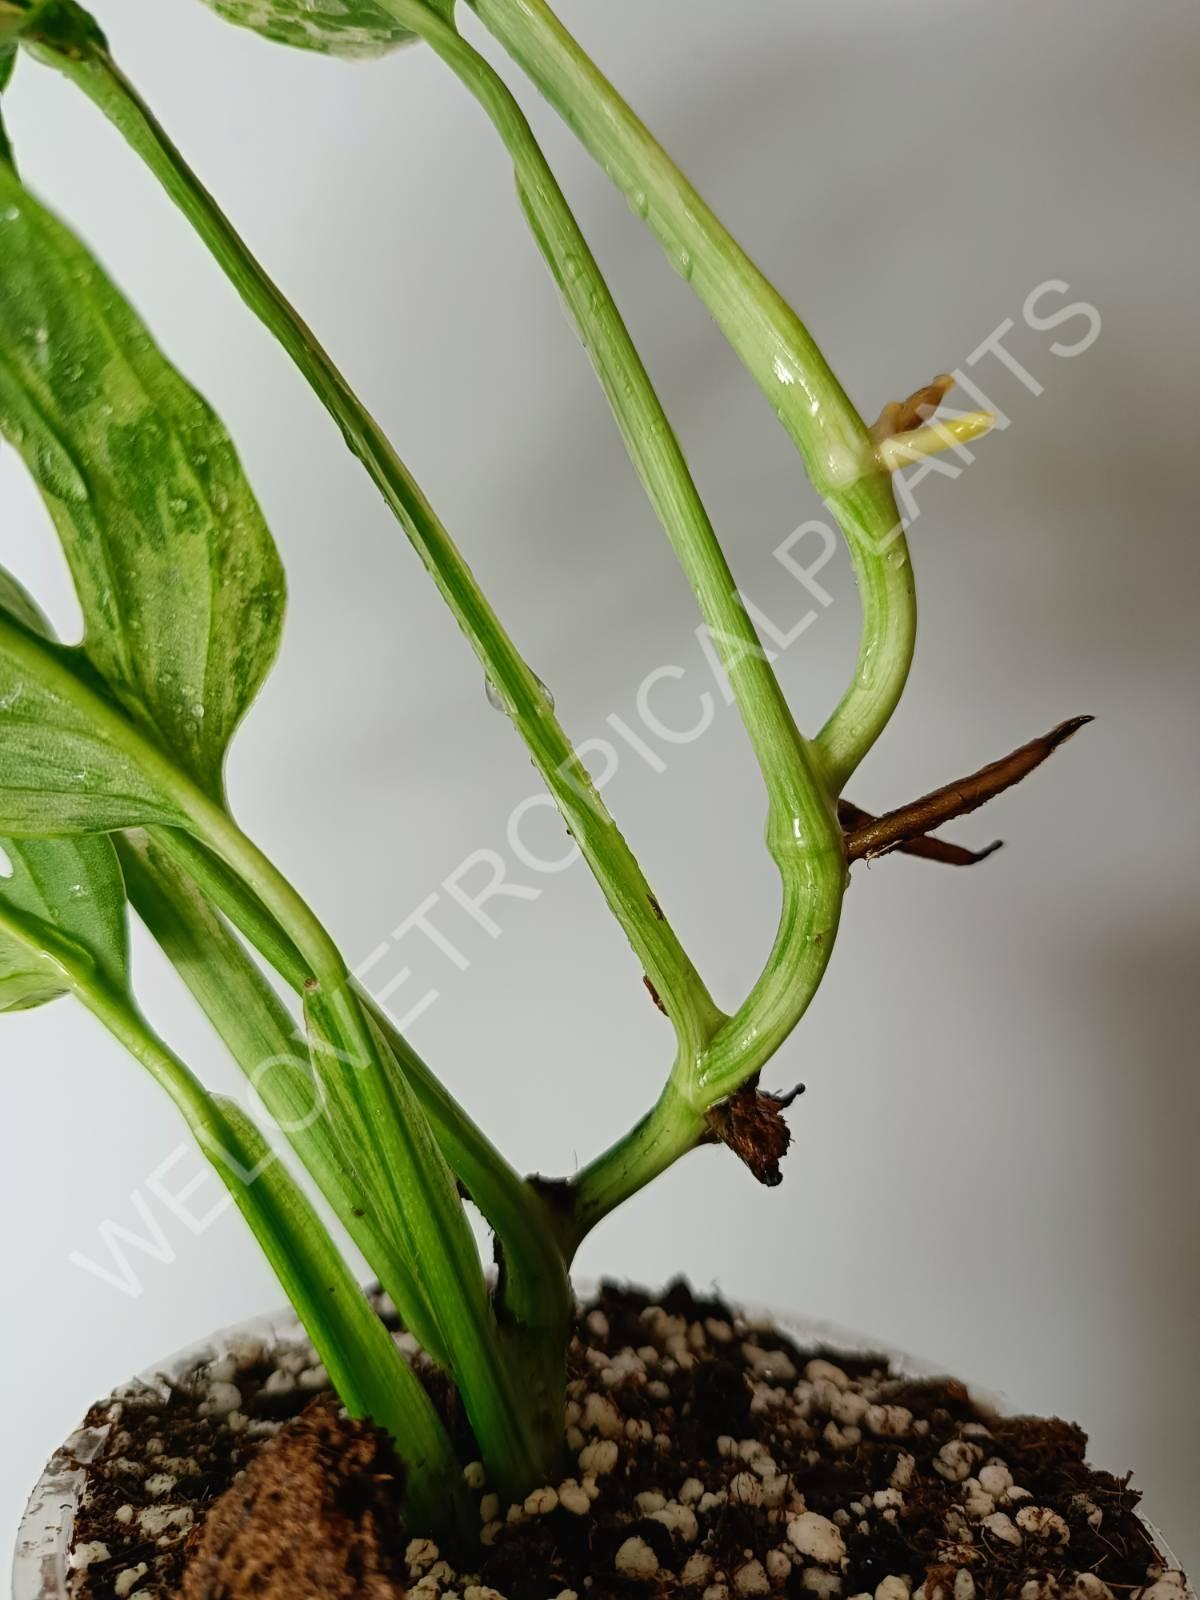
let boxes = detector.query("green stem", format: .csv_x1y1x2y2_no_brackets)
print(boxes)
178,775,555,1498
569,848,844,1245
147,828,309,990
26,11,715,1056
380,0,811,813
144,832,572,1469
378,0,849,1235
149,825,571,1340
0,897,466,1535
569,1078,704,1246
466,0,916,789
117,830,449,1366
0,611,549,1498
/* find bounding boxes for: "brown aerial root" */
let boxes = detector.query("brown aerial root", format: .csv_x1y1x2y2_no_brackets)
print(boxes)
843,717,1093,864
706,1078,804,1187
837,799,1003,867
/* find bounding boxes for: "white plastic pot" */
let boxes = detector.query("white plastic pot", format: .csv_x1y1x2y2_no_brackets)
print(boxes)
12,1304,1192,1599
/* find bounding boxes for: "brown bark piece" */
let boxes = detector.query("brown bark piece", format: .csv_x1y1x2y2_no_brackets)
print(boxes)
180,1402,408,1600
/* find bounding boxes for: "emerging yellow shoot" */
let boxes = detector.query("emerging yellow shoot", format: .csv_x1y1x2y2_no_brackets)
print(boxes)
876,411,997,472
871,373,996,473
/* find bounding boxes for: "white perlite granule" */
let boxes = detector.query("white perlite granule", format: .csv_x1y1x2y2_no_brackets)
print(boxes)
734,1557,771,1595
114,1564,148,1598
67,1542,110,1570
787,1511,847,1565
1016,1505,1071,1545
982,1511,1023,1547
614,1535,659,1579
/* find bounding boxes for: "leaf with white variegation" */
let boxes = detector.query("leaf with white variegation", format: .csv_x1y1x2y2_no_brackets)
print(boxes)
194,0,438,58
0,834,127,1010
0,573,188,837
0,569,128,1011
0,162,285,800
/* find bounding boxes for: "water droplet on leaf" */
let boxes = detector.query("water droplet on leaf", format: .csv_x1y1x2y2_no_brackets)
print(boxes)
485,673,555,714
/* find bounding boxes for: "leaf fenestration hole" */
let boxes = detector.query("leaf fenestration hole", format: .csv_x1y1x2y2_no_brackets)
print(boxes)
0,845,12,880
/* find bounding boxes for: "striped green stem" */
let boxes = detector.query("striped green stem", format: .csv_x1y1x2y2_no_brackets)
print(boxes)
467,0,916,791
147,826,571,1342
0,894,467,1536
171,768,555,1499
117,830,450,1366
375,0,850,1235
377,1,817,815
25,11,715,1061
0,608,547,1500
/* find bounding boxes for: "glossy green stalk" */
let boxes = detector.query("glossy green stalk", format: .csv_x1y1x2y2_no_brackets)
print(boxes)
571,848,844,1244
467,0,916,792
173,778,555,1498
376,2,814,805
147,822,571,1451
148,826,572,1341
117,831,450,1366
0,608,547,1497
160,829,573,1452
375,0,848,1240
148,829,310,991
0,895,466,1536
24,7,714,1061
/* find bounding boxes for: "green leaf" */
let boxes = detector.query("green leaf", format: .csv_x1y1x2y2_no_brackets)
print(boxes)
0,586,188,836
0,565,130,1009
0,162,285,799
0,834,127,1009
194,0,423,57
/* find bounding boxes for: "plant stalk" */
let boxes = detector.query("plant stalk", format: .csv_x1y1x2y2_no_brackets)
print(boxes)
0,895,467,1535
0,608,556,1499
378,0,850,1160
148,827,571,1344
466,0,916,790
179,783,559,1499
25,10,716,1063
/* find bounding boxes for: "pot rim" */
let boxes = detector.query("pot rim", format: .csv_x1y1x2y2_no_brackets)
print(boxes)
12,1300,1192,1599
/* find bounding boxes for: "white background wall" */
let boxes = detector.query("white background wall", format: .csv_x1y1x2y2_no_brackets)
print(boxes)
2,0,1197,1577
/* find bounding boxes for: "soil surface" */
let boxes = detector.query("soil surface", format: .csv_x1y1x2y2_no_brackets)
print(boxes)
58,1282,1185,1600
